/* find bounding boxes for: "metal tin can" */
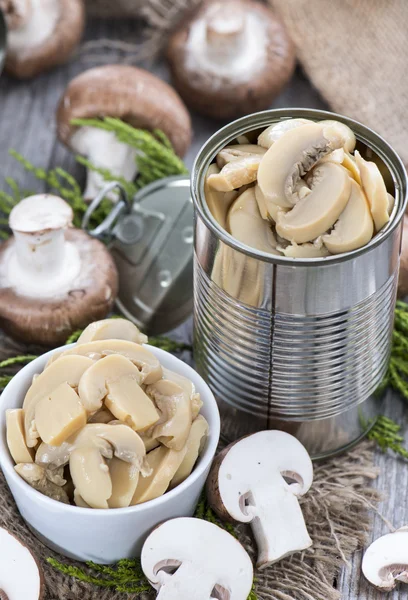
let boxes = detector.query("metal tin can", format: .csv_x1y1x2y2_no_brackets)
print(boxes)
192,108,408,458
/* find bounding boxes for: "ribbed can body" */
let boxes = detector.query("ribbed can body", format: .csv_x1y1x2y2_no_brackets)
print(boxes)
192,109,408,458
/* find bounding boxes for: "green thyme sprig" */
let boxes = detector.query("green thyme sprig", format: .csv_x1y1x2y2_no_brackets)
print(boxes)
367,415,408,459
388,300,408,402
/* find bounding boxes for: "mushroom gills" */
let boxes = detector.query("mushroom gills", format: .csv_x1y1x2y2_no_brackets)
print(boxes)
170,415,209,488
275,163,351,244
6,409,34,464
207,154,262,192
257,122,347,209
147,379,193,450
354,151,390,232
77,318,148,345
69,447,112,509
131,444,187,504
322,179,374,254
70,127,139,201
204,164,239,229
15,463,69,503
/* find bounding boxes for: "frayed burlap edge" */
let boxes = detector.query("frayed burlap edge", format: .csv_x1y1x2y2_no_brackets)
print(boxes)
0,439,381,599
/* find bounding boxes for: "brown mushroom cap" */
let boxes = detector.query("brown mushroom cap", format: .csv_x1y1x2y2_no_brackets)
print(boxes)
4,0,85,79
0,229,118,345
56,65,192,157
166,0,296,120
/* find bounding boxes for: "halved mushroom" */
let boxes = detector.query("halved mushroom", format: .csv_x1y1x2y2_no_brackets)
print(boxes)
146,379,192,451
227,188,280,254
342,151,361,184
69,447,112,509
204,164,238,229
275,163,351,244
207,430,313,568
162,367,203,419
6,409,34,464
362,527,408,591
108,457,140,508
58,340,162,384
216,144,266,168
131,444,187,505
141,517,253,600
34,382,87,446
354,151,389,232
207,154,262,192
257,122,347,210
78,354,160,430
57,65,191,200
2,0,85,79
15,463,69,503
23,355,94,448
322,179,374,254
77,318,148,345
170,415,209,489
258,118,312,149
0,527,44,599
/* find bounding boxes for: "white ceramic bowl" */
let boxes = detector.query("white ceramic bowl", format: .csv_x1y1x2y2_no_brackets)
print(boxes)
0,345,220,564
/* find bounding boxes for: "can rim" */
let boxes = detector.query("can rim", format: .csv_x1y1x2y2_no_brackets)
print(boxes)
192,108,408,266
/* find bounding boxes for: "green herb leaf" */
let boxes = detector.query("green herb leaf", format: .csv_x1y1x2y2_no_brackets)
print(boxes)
366,415,408,459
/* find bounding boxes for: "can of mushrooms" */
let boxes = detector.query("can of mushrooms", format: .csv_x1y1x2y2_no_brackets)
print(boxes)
192,108,408,458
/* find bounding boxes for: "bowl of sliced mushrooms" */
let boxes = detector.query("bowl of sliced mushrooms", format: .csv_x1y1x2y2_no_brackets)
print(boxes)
0,318,220,563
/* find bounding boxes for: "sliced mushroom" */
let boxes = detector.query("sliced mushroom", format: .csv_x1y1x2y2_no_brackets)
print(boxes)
342,151,361,184
319,120,356,153
204,164,238,229
258,118,312,149
322,179,374,254
162,367,203,419
58,340,162,384
87,407,116,424
278,242,330,258
170,415,209,489
6,409,34,464
362,528,408,591
319,148,345,164
275,163,351,244
69,447,112,509
15,463,69,503
139,432,161,453
147,379,192,451
35,382,87,446
77,318,148,345
388,193,395,214
108,457,140,508
354,151,390,232
257,122,347,210
0,527,45,599
227,188,280,254
78,354,160,430
74,489,91,508
35,441,72,469
131,444,187,505
207,154,262,192
216,144,266,168
23,355,94,448
141,518,253,600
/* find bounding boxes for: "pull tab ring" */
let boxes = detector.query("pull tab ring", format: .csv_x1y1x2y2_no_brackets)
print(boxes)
81,182,132,239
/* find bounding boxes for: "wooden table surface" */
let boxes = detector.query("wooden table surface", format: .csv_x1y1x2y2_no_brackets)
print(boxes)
0,17,407,600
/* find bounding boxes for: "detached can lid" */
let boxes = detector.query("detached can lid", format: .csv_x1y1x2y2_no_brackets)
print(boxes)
82,176,194,335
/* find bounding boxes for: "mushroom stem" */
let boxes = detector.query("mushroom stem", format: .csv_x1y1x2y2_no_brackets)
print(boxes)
245,478,312,568
205,3,246,61
70,127,138,201
0,0,32,30
5,0,59,51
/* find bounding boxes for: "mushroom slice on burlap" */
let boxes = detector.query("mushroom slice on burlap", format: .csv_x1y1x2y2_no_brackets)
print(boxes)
15,463,69,504
322,179,374,254
207,153,263,192
204,164,239,229
146,379,192,451
362,527,408,591
23,355,93,448
57,65,191,200
275,163,351,244
131,445,187,505
0,527,45,599
77,318,148,345
170,415,209,489
1,0,85,79
257,122,347,210
207,430,313,569
78,354,160,430
141,518,253,600
354,151,390,232
258,118,312,149
0,195,118,345
6,409,34,464
57,340,162,384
